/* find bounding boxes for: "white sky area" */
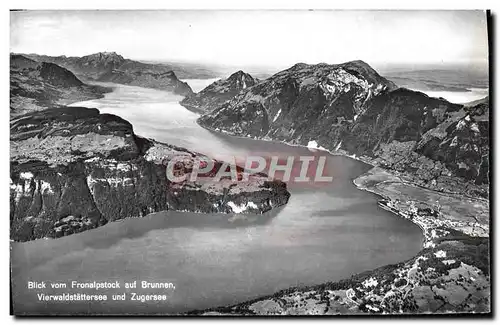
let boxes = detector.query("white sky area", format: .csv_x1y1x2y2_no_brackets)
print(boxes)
10,10,488,69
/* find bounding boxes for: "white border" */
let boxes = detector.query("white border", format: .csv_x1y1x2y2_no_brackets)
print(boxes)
2,1,497,324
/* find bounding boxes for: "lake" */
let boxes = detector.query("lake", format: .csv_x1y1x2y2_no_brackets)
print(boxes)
417,87,489,104
11,81,423,315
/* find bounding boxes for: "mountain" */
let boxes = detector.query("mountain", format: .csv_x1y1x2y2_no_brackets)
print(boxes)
198,61,489,198
58,51,126,77
10,54,110,117
96,68,192,95
415,96,489,184
346,89,489,196
199,60,397,138
180,70,258,112
10,106,290,242
22,52,194,96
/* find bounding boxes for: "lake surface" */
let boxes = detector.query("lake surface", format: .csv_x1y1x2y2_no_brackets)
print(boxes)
11,80,423,315
416,87,489,104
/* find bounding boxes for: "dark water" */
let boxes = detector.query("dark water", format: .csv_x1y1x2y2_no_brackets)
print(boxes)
11,82,423,314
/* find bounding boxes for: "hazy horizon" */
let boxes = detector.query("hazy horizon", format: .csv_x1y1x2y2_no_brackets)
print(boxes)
11,10,488,72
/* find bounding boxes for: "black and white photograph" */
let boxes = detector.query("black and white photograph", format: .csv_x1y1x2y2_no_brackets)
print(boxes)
8,7,491,316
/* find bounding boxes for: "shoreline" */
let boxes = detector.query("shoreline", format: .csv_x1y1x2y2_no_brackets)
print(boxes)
194,120,435,234
9,103,291,242
10,94,490,314
196,119,488,237
196,121,431,241
190,120,490,315
201,123,488,202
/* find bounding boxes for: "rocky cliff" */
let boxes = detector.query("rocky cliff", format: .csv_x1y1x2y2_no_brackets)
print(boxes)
23,52,193,96
10,106,290,242
180,70,258,112
10,54,110,117
197,61,489,198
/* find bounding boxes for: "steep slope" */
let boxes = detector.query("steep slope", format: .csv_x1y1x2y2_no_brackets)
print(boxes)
23,52,193,95
180,70,258,112
199,61,397,139
10,54,110,117
416,97,489,185
10,54,40,69
10,106,290,242
198,61,489,198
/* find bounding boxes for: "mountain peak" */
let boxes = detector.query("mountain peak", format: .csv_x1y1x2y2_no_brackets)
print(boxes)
180,70,257,112
228,70,252,81
76,51,126,72
347,59,371,67
290,62,309,70
82,51,125,62
226,70,256,90
37,62,83,87
340,59,398,90
340,59,378,74
95,51,120,57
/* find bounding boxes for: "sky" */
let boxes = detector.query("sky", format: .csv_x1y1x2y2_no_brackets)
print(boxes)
10,10,489,69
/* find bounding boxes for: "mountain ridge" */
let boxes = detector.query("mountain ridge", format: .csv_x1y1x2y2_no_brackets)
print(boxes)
10,54,111,117
21,52,193,95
